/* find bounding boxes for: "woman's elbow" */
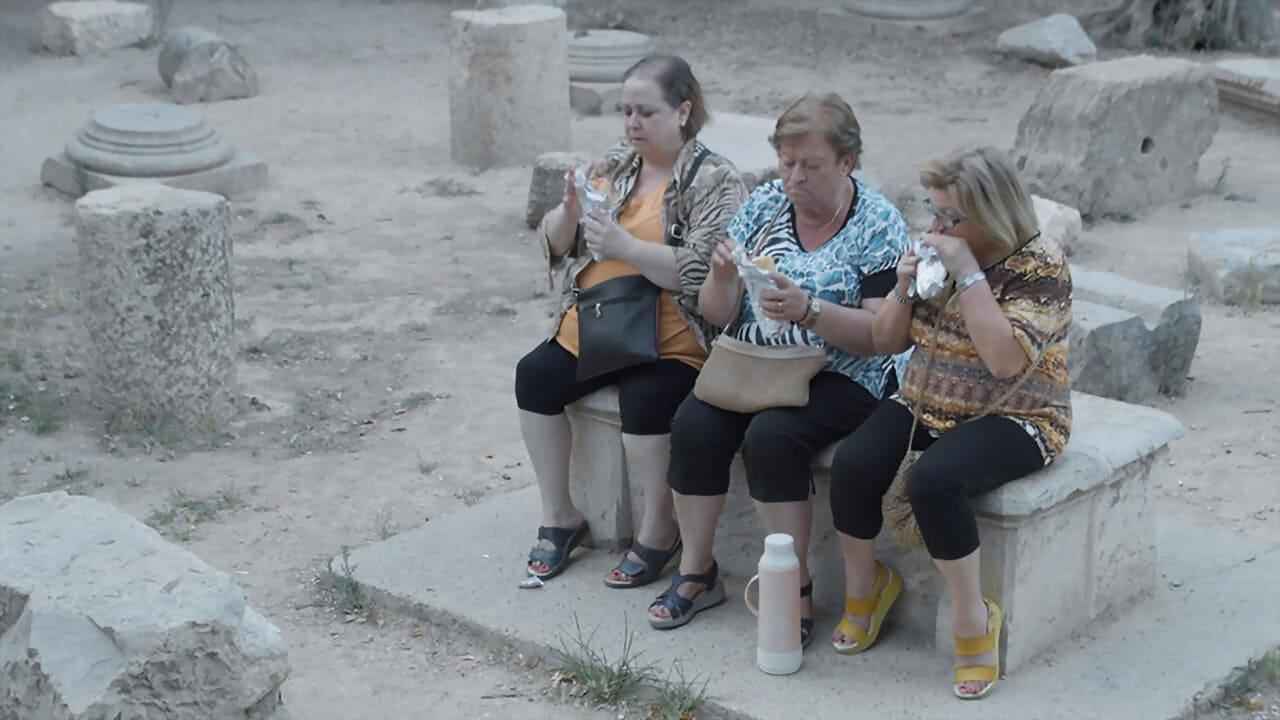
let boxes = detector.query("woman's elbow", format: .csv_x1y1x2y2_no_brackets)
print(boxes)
989,358,1028,380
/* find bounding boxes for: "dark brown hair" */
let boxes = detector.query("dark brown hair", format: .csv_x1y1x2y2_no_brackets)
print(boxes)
622,54,709,141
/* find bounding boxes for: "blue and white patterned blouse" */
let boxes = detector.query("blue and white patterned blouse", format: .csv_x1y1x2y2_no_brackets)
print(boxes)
727,177,910,400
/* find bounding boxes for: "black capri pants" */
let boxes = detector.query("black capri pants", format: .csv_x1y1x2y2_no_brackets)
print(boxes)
515,340,698,436
829,399,1046,561
668,371,881,503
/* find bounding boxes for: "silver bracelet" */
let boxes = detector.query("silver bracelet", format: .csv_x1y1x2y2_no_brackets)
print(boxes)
954,270,987,296
891,286,915,305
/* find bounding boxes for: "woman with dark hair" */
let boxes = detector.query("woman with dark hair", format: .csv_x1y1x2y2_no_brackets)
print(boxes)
517,55,747,587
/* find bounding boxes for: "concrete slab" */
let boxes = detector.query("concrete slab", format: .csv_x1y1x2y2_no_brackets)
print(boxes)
348,487,1280,720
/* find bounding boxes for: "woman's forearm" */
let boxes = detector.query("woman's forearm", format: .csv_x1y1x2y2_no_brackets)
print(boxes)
872,293,914,355
545,204,578,258
619,241,682,291
957,281,1029,379
811,302,879,356
698,275,743,328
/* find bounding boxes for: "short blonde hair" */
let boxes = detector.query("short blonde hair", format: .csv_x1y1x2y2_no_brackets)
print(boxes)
919,146,1039,255
769,93,862,168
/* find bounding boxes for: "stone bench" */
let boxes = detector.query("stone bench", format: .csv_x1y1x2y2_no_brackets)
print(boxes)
565,388,1183,671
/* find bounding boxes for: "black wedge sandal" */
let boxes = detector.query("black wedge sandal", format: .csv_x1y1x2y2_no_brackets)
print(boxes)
801,580,814,648
647,560,727,630
526,522,589,580
603,536,682,589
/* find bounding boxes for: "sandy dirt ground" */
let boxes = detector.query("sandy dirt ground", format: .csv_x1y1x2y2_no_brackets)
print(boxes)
1,1,1278,718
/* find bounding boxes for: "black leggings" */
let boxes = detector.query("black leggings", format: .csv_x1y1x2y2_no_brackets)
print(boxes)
829,399,1045,561
668,372,881,503
515,340,698,436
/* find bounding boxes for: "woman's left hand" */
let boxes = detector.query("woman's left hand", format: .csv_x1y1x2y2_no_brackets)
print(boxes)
759,273,809,323
920,232,981,276
582,211,636,261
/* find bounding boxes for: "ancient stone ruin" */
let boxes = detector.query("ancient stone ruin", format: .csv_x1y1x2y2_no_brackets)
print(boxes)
997,13,1098,67
567,29,653,115
1188,227,1280,305
526,150,589,229
42,103,268,199
1014,55,1219,217
449,6,570,169
159,26,260,104
40,0,152,55
75,184,237,435
0,492,290,719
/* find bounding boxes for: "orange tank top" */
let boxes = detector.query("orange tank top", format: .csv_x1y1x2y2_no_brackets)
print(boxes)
555,181,706,370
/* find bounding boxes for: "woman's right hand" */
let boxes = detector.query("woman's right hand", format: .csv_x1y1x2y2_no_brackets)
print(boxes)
895,248,918,295
708,240,740,286
563,163,585,224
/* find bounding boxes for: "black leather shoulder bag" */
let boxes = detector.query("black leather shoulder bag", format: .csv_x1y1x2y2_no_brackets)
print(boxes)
575,148,709,381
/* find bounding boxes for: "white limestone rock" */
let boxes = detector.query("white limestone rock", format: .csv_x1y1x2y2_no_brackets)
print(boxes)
1068,267,1202,399
41,1,153,55
1032,194,1083,256
997,14,1097,68
1188,227,1280,304
171,41,260,104
0,492,290,719
1014,56,1219,217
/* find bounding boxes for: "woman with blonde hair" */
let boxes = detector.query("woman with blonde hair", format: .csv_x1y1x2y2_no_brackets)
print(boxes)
827,146,1072,699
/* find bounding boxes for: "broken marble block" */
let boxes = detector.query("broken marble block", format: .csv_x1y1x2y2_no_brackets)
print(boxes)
527,151,590,228
1188,227,1280,305
0,492,291,720
998,13,1097,68
159,26,259,104
1014,56,1219,217
1069,267,1202,400
41,0,152,55
1033,194,1083,256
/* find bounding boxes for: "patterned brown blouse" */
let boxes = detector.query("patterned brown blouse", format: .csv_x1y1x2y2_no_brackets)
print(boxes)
895,233,1073,460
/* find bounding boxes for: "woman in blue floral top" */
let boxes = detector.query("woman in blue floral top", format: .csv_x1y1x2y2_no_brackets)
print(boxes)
648,94,910,642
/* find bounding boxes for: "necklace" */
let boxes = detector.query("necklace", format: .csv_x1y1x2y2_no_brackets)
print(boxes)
814,181,852,233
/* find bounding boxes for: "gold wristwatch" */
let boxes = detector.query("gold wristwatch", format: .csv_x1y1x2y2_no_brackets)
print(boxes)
799,294,822,330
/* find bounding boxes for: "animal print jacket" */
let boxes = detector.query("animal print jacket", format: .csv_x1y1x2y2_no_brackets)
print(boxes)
539,139,747,351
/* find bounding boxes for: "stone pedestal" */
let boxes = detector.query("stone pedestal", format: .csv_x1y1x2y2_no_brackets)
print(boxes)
1013,56,1219,217
564,387,636,550
75,185,236,434
449,6,570,169
41,0,152,55
844,0,970,19
41,103,267,199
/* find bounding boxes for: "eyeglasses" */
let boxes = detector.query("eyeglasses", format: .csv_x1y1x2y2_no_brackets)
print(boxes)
922,197,967,230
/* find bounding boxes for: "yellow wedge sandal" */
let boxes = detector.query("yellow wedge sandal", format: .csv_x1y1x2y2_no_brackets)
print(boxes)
832,562,902,655
953,599,1003,700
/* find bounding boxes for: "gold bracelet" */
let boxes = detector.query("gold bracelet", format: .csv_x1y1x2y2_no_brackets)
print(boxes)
891,286,914,305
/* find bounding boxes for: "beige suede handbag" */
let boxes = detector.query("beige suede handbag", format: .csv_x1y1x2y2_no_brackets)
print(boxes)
693,202,829,414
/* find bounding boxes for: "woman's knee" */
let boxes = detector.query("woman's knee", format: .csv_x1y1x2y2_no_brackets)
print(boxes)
905,456,954,510
515,345,562,414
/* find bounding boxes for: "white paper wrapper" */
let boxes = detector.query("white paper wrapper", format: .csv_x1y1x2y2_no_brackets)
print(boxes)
909,238,949,300
574,166,610,262
731,247,787,339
